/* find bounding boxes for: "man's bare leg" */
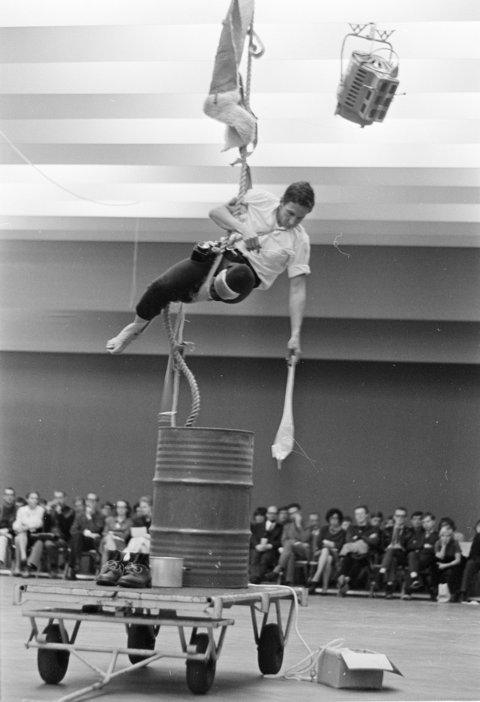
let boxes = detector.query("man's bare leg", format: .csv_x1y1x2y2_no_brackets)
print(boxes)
106,315,150,354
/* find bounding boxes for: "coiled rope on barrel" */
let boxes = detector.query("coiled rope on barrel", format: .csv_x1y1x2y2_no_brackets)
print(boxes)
162,303,201,427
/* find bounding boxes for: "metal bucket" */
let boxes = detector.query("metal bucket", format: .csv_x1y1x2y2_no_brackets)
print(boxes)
150,556,184,587
151,427,254,588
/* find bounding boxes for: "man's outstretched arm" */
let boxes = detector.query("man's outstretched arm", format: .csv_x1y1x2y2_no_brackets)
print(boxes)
288,274,307,358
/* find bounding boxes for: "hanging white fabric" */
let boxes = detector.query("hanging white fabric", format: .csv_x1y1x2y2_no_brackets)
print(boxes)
271,357,297,469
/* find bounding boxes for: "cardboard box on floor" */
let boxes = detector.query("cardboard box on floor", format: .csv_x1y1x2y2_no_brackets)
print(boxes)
317,647,402,689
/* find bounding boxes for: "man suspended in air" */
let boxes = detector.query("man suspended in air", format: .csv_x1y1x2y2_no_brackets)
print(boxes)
106,181,315,359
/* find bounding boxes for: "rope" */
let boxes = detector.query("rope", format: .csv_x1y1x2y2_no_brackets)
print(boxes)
195,11,260,295
158,8,263,427
162,304,201,427
232,10,261,216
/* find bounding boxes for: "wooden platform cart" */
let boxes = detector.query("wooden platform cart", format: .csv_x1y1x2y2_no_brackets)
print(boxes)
14,581,306,700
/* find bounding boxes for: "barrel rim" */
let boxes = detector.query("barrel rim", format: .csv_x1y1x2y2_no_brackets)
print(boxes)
156,426,254,436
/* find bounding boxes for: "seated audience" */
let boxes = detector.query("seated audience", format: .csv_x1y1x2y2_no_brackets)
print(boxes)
96,496,153,589
249,505,283,583
408,511,424,540
369,511,384,530
337,505,380,596
0,487,17,569
3,482,476,601
404,511,438,599
12,491,45,576
308,508,346,594
100,499,133,564
434,521,463,602
251,506,267,527
43,490,75,576
439,516,465,543
267,503,305,585
277,506,289,527
123,496,152,557
375,507,412,598
66,492,105,580
287,511,323,585
383,515,394,530
458,519,480,604
101,501,115,520
73,496,85,515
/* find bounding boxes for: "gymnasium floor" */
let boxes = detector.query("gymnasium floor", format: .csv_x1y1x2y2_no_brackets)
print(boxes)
1,575,479,702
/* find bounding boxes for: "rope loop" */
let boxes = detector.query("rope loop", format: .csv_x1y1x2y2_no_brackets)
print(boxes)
162,304,201,427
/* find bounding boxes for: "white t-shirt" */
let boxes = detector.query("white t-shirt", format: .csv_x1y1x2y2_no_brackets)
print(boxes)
231,190,311,290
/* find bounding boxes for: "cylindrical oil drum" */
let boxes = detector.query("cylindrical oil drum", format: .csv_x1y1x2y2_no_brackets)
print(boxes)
151,426,254,588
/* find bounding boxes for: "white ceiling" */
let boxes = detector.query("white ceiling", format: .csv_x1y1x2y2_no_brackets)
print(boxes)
0,0,479,246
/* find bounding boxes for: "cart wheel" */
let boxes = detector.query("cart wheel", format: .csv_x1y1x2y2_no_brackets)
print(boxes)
186,633,216,695
127,624,156,664
37,624,70,684
257,623,284,675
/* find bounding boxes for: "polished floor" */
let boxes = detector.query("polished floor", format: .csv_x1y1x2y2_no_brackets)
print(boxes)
1,574,479,702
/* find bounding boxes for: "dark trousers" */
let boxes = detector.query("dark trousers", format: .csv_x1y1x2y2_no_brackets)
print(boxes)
249,548,278,581
69,533,99,569
136,253,259,321
379,547,407,583
460,559,480,596
339,554,370,587
44,538,69,569
433,561,464,596
406,552,436,589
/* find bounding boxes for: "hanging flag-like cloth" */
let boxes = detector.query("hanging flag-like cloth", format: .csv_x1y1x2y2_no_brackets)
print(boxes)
271,357,297,469
204,0,262,151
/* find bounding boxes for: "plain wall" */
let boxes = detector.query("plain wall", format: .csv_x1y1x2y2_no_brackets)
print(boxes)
2,351,479,538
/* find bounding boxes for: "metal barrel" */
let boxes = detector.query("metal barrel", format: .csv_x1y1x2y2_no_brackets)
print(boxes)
151,426,254,588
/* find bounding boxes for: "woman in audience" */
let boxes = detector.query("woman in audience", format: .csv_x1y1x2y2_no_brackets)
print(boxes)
435,521,463,602
307,508,346,594
100,499,133,564
12,491,45,576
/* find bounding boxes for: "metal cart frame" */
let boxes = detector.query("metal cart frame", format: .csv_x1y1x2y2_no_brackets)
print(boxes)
15,581,306,700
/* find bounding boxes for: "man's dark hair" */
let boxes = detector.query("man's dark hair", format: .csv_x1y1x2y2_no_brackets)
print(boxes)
253,506,267,518
439,516,456,530
287,502,301,511
325,508,343,522
282,182,315,211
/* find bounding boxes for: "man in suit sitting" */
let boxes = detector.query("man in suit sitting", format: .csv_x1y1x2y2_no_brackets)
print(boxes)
249,505,283,583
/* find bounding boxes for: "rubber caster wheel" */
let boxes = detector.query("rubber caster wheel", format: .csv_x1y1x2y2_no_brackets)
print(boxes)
257,623,284,675
37,623,70,684
186,633,216,694
127,624,156,664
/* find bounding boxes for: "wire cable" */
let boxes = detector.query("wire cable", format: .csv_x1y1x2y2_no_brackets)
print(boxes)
0,126,139,207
